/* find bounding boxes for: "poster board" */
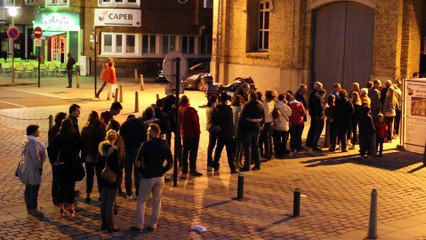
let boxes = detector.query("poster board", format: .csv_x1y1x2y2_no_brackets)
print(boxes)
403,78,426,153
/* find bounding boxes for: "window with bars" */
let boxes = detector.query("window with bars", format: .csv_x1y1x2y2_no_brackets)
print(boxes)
162,35,176,55
45,0,68,6
258,0,270,51
99,0,139,7
181,35,195,55
101,32,141,56
142,34,157,54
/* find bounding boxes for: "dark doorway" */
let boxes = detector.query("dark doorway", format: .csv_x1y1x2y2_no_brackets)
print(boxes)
312,2,375,92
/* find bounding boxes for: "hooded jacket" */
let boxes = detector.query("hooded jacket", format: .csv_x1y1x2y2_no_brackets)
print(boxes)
98,142,121,189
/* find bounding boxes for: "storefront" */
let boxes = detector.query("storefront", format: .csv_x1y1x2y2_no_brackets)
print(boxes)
33,12,81,63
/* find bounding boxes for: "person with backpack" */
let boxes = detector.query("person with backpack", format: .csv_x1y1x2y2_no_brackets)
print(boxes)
273,93,292,158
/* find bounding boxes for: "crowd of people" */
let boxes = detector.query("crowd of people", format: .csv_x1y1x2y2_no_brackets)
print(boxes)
16,76,403,233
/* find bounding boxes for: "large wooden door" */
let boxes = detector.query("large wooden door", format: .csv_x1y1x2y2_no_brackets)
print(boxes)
312,2,375,92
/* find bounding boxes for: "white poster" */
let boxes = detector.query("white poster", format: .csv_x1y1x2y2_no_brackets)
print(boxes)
404,79,426,153
94,9,141,27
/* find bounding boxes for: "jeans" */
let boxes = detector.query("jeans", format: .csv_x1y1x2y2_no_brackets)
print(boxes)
96,82,106,97
394,108,401,135
182,136,200,172
306,118,315,147
312,118,325,149
385,116,394,141
213,136,237,172
136,176,164,229
207,130,218,168
25,184,40,211
124,148,140,196
273,130,289,157
259,122,273,159
85,161,98,195
101,187,118,230
67,69,73,87
241,132,261,169
376,137,384,156
290,124,304,152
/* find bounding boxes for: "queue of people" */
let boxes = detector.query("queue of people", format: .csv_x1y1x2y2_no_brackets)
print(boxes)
16,76,403,234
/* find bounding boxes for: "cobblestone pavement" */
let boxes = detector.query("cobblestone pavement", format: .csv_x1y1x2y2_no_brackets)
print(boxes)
1,77,426,239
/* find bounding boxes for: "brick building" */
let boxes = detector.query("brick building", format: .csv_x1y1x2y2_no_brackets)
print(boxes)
0,0,212,78
211,0,426,93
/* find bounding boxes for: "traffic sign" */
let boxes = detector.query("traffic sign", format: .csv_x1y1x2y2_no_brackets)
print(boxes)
34,39,42,47
7,27,20,40
162,51,188,84
34,26,43,39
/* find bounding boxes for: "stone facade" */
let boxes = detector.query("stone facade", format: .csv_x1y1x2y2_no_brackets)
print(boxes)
212,0,425,93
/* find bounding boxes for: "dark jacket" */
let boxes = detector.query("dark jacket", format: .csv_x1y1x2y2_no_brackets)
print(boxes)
310,95,325,119
47,132,83,165
136,138,173,178
179,103,201,139
359,106,375,135
334,98,354,129
120,117,147,150
67,56,76,70
211,103,235,138
98,143,121,189
238,99,265,133
308,90,318,116
81,122,106,160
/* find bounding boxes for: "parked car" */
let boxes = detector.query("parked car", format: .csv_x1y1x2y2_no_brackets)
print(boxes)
156,69,168,82
182,61,211,90
205,76,257,99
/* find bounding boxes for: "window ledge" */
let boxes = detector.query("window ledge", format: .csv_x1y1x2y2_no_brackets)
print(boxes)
246,52,269,59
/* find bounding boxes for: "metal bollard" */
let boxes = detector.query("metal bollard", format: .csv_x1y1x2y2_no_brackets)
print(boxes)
76,73,80,88
134,91,139,113
237,173,244,200
114,88,119,102
134,68,138,83
48,114,53,130
119,83,123,103
140,74,145,91
367,189,378,239
293,188,301,217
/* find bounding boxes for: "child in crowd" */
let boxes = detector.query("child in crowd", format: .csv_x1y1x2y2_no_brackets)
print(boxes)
374,113,387,157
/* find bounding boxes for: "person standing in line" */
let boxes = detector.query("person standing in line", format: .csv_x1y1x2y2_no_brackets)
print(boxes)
81,111,106,203
211,93,238,173
306,81,323,148
206,94,218,171
106,119,125,196
350,91,362,147
393,78,403,137
68,104,81,134
231,94,244,168
21,125,47,215
179,95,203,176
295,84,307,123
47,118,83,217
310,88,327,151
360,88,371,107
120,114,147,200
287,92,307,155
273,93,292,158
368,79,382,118
359,105,375,158
325,95,336,151
383,86,397,142
98,130,122,233
130,123,173,233
380,80,393,112
48,112,67,206
239,92,264,171
66,53,76,88
374,113,387,157
101,102,123,126
333,89,354,152
259,91,275,161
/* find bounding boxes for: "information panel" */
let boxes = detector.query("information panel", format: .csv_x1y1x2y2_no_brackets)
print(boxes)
404,79,426,153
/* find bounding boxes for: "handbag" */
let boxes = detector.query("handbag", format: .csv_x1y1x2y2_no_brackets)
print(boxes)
101,155,117,183
73,161,85,182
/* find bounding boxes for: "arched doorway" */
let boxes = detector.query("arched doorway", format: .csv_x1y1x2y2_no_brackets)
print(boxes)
312,1,375,92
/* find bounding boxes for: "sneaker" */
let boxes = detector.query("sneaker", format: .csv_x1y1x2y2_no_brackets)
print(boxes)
29,209,44,216
190,171,203,177
143,226,156,233
251,166,261,171
240,167,250,172
129,226,143,232
107,227,121,233
84,197,91,203
207,166,213,171
66,86,72,88
127,194,137,200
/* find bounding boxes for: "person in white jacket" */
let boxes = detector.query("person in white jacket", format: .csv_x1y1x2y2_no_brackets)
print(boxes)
273,93,292,158
21,125,47,215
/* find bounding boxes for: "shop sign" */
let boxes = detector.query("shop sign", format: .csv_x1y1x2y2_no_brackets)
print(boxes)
34,12,80,31
94,9,141,27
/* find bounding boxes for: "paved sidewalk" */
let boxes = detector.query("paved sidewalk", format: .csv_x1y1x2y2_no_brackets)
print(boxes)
1,76,426,239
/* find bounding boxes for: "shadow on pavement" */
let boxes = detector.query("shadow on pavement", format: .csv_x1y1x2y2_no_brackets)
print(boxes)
302,150,423,171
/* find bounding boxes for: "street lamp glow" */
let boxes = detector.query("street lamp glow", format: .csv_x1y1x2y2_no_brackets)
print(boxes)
6,7,20,17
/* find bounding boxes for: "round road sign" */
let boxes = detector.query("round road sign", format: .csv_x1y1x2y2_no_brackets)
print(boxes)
162,51,188,84
34,26,43,39
7,27,20,40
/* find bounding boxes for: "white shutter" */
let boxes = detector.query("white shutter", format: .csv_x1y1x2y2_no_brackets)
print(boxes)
203,0,212,8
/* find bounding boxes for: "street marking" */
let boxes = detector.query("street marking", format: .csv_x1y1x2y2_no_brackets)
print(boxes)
6,88,77,100
0,100,26,108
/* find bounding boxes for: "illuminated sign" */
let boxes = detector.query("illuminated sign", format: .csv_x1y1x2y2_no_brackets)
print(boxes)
34,12,80,31
94,9,141,27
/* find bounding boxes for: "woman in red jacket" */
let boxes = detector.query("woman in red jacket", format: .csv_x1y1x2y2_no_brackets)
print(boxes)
96,58,117,100
374,113,387,157
286,92,306,155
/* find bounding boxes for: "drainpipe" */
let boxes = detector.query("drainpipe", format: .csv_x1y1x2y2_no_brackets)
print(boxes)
214,0,223,83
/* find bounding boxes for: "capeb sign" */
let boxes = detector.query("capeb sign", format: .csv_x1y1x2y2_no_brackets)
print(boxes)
94,9,141,27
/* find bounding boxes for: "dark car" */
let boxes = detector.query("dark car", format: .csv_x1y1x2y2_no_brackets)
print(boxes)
182,61,211,90
206,76,257,99
156,69,168,82
183,73,212,91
